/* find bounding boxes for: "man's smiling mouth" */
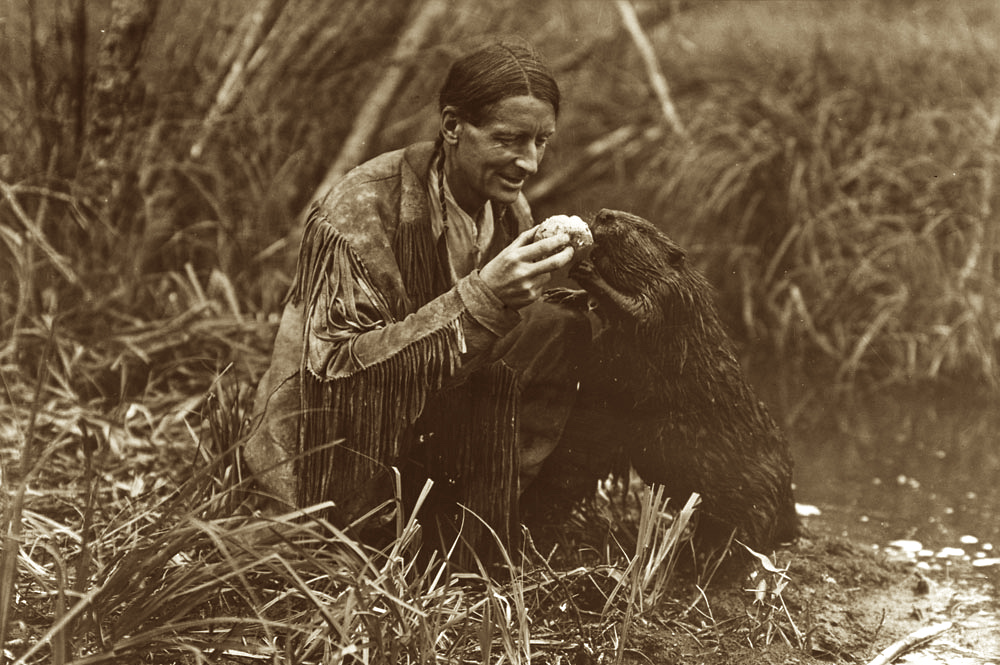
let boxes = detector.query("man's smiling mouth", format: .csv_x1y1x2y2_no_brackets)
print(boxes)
499,175,525,188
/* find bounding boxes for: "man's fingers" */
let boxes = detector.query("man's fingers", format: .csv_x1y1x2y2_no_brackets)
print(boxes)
509,227,542,249
527,245,575,275
520,233,570,262
482,231,577,308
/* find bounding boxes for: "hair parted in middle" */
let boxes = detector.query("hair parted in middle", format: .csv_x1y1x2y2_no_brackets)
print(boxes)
438,41,561,126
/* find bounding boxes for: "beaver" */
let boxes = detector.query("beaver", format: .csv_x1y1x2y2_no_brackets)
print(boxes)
525,208,798,557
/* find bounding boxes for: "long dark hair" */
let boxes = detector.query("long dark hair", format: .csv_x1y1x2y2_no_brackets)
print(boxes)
438,42,560,126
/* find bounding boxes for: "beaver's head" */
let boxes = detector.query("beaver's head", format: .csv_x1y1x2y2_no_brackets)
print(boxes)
587,209,686,290
570,209,703,333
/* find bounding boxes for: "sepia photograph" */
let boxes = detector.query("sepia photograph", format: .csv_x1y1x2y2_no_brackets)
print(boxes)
1,0,997,662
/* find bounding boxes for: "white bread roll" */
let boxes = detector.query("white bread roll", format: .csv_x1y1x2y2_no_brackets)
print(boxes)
534,215,594,254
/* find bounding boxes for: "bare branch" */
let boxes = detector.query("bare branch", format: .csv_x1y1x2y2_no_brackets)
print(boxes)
866,622,952,665
526,124,665,204
0,179,81,288
309,0,448,205
191,0,289,159
615,0,688,139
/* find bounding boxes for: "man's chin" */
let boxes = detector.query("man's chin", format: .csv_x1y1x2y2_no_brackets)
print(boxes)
491,187,523,205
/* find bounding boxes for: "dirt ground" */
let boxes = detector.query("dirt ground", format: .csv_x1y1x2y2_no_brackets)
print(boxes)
619,532,1000,665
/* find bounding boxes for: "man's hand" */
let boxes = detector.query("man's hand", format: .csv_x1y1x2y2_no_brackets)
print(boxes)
480,228,575,309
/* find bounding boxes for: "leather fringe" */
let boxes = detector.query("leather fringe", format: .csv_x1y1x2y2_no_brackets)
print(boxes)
288,206,520,560
413,363,520,558
288,207,394,318
296,318,467,508
393,208,451,309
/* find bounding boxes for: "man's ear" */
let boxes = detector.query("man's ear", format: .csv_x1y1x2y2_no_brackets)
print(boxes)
440,107,462,145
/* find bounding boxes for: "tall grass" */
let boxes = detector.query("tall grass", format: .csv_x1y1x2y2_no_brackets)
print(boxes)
654,81,999,389
0,276,693,661
2,0,997,396
534,0,1000,390
1,367,698,663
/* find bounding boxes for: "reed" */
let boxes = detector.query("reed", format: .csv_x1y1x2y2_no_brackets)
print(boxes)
1,392,700,663
0,282,697,661
618,0,1000,390
2,0,997,393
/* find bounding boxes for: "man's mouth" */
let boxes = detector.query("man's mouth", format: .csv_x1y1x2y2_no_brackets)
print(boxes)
498,174,525,189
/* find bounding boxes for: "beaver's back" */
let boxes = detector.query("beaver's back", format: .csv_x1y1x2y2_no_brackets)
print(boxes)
560,209,799,553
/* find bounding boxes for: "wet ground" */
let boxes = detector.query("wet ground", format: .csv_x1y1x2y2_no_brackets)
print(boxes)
622,532,1000,665
542,370,1000,664
758,375,1000,664
613,370,1000,663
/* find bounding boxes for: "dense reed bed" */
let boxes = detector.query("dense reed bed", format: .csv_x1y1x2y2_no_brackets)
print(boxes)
2,376,710,663
535,0,1000,390
1,0,997,662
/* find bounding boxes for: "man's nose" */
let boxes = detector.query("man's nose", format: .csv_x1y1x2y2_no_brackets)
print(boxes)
514,142,539,175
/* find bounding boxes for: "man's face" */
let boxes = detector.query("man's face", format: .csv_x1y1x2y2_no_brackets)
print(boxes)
444,95,556,215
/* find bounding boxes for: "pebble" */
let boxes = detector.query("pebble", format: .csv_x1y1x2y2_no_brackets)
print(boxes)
888,540,923,553
795,503,821,517
972,558,1000,568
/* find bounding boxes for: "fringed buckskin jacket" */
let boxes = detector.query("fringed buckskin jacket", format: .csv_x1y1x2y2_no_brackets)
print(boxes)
243,141,534,547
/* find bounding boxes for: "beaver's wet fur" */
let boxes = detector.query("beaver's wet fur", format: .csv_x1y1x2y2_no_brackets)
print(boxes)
525,208,798,558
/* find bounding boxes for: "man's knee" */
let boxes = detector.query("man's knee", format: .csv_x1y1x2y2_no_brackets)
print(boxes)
500,299,593,386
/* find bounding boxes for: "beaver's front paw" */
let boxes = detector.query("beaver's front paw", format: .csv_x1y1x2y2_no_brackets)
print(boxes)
542,287,591,310
568,258,595,280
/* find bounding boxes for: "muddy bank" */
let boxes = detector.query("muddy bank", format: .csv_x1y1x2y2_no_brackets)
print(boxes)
619,530,999,665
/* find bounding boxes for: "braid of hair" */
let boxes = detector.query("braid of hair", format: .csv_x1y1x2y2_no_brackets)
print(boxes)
437,148,448,233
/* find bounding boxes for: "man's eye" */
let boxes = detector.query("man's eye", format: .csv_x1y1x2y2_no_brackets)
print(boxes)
536,137,549,148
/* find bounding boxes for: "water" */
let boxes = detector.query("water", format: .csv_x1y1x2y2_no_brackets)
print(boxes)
755,373,1000,557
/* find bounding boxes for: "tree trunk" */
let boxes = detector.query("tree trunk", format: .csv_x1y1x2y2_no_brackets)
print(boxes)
83,0,159,225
